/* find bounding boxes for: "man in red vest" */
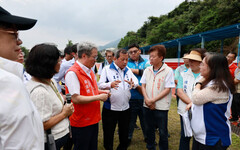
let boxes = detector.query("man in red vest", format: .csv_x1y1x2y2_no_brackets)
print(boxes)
65,42,109,150
226,51,239,122
226,51,237,79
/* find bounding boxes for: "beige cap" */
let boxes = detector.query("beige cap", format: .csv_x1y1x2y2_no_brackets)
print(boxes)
183,50,202,62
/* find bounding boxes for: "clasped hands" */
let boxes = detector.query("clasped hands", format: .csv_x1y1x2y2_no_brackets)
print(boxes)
145,98,155,110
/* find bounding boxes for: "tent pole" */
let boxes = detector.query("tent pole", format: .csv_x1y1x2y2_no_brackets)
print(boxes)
238,34,240,64
221,39,224,53
178,41,181,67
201,36,205,48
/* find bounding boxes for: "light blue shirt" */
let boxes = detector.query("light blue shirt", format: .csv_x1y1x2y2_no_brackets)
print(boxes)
177,71,200,89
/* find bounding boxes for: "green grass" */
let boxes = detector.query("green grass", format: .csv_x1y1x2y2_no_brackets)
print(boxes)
97,98,240,150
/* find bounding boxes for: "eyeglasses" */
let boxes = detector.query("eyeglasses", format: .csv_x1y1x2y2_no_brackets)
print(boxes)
91,55,98,60
128,50,139,55
106,55,113,58
0,30,20,41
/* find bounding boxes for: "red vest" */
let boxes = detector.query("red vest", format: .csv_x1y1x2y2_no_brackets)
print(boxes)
65,62,100,127
229,63,237,79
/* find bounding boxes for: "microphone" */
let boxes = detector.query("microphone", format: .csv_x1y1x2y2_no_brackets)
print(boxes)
66,94,71,104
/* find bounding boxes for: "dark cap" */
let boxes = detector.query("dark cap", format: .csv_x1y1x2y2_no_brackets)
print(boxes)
0,6,37,30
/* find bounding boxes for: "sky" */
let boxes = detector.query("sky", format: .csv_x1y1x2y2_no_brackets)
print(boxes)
1,0,184,50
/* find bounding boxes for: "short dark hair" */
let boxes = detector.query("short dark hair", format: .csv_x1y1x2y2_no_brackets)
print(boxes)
229,51,237,59
64,46,72,55
128,43,139,50
149,45,166,60
25,43,60,79
116,49,127,59
71,43,78,54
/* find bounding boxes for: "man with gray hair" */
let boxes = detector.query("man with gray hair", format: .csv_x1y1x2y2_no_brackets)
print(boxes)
65,42,110,150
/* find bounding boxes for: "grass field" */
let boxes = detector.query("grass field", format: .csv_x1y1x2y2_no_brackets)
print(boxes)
96,98,240,150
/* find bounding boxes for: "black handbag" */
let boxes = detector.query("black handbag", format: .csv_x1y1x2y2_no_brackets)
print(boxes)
46,129,57,150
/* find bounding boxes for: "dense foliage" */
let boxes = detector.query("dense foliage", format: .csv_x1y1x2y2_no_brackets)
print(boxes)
118,0,240,57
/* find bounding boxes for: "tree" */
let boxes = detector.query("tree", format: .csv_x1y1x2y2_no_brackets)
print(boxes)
66,40,73,47
20,46,29,59
97,51,104,63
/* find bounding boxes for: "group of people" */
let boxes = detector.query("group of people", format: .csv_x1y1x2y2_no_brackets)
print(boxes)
0,6,238,150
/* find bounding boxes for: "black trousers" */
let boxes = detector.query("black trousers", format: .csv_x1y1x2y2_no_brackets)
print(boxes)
231,93,240,119
71,123,98,150
102,108,131,150
192,138,228,150
45,133,69,150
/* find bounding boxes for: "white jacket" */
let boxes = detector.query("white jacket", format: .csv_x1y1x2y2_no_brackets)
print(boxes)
178,69,201,115
98,62,138,111
0,57,44,150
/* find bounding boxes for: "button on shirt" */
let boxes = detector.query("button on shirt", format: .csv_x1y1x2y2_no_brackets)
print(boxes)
65,60,92,95
98,62,139,111
140,69,175,88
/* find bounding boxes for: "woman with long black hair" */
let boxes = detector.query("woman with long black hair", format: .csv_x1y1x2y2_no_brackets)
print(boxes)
187,53,235,150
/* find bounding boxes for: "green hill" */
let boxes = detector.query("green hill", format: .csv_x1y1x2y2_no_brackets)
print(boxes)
118,0,240,57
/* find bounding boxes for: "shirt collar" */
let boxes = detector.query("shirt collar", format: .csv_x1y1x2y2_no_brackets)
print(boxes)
0,57,24,79
76,60,92,74
113,62,125,71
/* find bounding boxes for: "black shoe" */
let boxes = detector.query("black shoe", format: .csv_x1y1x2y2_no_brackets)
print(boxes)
134,124,140,130
229,118,238,122
144,138,157,146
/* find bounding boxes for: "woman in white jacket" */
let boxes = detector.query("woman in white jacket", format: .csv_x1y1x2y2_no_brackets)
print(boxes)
188,53,235,150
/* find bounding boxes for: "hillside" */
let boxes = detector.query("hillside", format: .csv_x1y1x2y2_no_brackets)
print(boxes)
98,39,121,51
118,0,240,57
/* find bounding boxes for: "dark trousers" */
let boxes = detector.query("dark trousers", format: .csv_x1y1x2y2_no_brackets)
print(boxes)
143,107,169,150
179,116,191,150
102,107,131,150
128,99,146,139
231,93,240,119
45,133,69,150
71,123,99,150
192,138,228,150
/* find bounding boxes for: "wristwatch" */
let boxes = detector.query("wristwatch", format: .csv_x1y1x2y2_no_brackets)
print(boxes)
195,82,202,86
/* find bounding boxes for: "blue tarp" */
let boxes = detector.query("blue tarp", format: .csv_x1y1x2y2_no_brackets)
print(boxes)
140,23,240,53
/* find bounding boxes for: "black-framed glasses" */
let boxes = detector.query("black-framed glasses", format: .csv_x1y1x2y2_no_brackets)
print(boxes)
128,50,139,55
0,30,20,41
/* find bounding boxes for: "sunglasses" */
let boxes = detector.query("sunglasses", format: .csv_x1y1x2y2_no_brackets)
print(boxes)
0,30,20,41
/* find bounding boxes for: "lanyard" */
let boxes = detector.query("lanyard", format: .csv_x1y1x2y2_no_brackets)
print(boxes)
49,81,64,105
